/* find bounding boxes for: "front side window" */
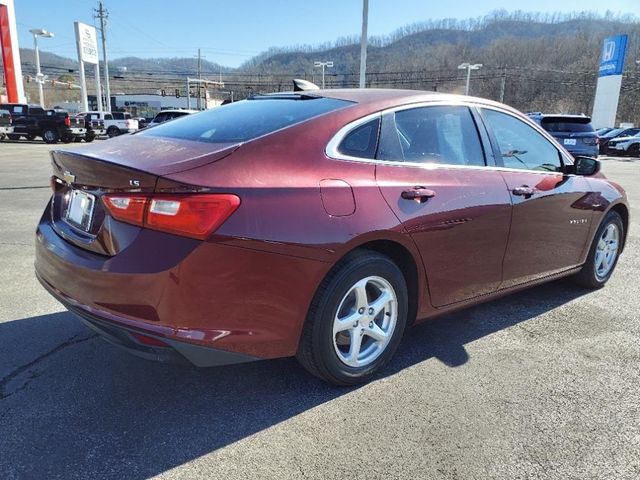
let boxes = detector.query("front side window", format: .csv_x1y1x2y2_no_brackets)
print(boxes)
482,109,562,172
378,105,485,166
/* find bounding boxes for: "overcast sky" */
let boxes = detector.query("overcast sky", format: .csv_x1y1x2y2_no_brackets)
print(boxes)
15,0,639,67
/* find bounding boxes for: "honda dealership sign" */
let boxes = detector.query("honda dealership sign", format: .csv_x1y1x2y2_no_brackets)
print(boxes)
598,35,628,77
592,34,628,128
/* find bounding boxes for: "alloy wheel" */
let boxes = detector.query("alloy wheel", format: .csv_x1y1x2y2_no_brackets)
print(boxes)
332,276,398,368
595,223,619,280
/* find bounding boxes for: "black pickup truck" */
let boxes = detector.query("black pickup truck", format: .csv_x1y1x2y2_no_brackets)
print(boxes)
0,109,13,139
0,103,85,144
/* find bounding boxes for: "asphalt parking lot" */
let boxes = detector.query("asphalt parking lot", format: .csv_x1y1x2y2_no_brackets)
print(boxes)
0,141,638,480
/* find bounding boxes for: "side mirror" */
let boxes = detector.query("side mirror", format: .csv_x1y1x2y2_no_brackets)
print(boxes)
571,156,601,176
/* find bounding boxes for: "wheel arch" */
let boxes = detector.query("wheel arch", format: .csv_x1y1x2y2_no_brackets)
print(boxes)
324,232,426,326
609,202,629,252
354,239,421,325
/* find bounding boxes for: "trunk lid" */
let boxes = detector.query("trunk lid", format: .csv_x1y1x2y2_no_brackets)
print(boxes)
49,137,239,256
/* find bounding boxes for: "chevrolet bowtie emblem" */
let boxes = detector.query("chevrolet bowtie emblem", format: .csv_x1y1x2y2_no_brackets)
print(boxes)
63,171,75,184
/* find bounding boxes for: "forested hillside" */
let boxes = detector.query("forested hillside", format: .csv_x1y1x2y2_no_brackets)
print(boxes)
12,10,640,124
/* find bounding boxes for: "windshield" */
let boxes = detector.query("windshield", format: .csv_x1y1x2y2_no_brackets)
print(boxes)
603,128,624,138
140,96,352,143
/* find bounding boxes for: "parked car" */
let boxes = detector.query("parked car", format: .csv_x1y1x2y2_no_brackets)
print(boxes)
134,117,148,129
77,112,106,142
607,131,640,157
36,88,628,385
0,104,85,143
82,111,138,138
596,127,614,136
0,109,13,139
147,109,197,128
527,113,599,157
598,127,640,155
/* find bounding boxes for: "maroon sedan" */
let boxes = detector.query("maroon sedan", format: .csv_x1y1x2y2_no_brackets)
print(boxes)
35,89,629,385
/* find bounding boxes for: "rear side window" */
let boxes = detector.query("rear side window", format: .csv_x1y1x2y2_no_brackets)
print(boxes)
153,113,167,123
378,105,485,166
141,97,352,143
483,109,562,172
105,114,113,120
338,118,380,159
541,119,594,133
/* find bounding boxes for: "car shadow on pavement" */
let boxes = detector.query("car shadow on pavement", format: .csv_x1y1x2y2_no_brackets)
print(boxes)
0,278,587,479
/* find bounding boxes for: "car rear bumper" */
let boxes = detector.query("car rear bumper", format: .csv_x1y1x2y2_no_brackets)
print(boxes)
36,271,259,367
565,146,599,157
35,207,329,362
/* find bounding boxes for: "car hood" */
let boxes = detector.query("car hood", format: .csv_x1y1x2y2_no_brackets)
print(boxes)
66,134,241,176
610,136,639,143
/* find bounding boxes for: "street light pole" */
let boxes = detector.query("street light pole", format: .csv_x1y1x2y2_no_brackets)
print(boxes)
30,29,54,107
458,62,483,96
313,61,334,89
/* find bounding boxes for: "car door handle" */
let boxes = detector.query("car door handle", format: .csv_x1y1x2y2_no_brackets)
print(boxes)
401,187,436,203
512,186,535,197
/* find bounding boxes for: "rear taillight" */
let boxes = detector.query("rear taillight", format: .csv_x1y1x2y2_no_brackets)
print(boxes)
583,137,597,145
64,116,71,127
102,193,240,240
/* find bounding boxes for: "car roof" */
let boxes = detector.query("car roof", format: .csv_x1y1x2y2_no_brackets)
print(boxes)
260,88,515,116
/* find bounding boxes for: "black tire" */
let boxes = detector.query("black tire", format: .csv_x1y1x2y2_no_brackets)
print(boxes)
627,144,640,158
107,126,120,138
41,129,59,144
85,132,95,143
297,250,408,386
574,210,624,289
61,135,73,144
73,137,81,143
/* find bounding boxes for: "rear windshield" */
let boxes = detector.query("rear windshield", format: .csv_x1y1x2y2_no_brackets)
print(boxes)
541,118,594,133
140,96,352,143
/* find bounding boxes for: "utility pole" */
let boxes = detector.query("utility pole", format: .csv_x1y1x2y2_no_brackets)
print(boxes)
95,1,111,111
197,48,202,110
359,0,368,88
499,66,507,103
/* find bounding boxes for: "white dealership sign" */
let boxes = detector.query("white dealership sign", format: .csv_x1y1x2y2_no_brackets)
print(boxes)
74,21,102,112
75,22,99,64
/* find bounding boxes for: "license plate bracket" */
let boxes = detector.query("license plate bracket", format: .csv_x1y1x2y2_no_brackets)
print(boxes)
65,190,95,232
564,138,577,146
